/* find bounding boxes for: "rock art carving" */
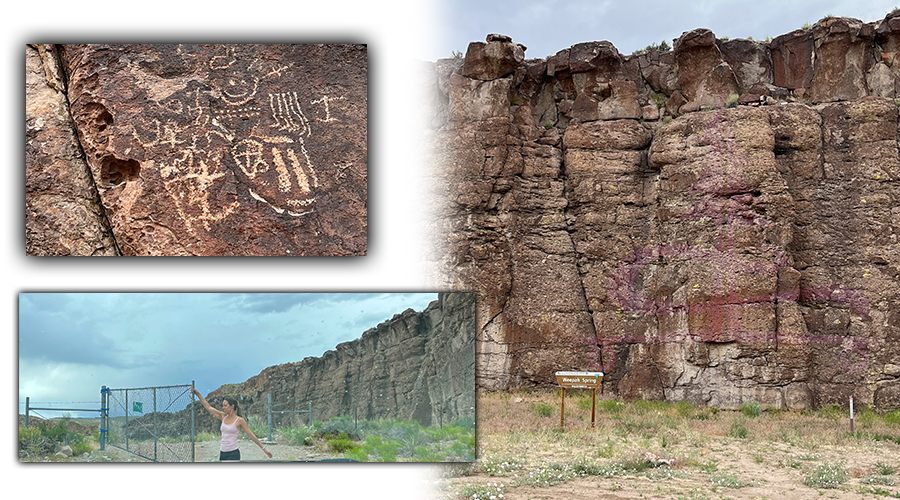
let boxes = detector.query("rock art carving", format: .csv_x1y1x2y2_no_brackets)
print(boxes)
42,44,367,256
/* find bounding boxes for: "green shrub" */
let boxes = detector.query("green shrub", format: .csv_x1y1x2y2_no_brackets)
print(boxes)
515,462,574,487
413,445,446,462
327,438,357,453
246,415,268,438
344,447,368,462
739,401,762,418
305,414,474,462
372,440,398,462
532,402,555,418
397,431,427,457
450,416,476,429
725,93,740,108
281,426,314,447
815,404,843,420
598,399,624,413
803,462,849,489
456,482,506,500
674,400,696,417
875,462,897,475
72,442,93,456
861,475,895,486
196,431,218,442
710,471,752,488
480,455,525,476
883,409,900,426
858,406,878,425
728,420,749,439
19,426,41,445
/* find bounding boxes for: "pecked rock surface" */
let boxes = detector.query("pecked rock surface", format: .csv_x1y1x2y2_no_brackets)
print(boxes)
192,293,475,433
26,45,119,255
427,15,900,410
27,44,367,256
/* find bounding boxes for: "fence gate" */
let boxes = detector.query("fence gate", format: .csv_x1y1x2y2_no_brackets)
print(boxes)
102,382,195,462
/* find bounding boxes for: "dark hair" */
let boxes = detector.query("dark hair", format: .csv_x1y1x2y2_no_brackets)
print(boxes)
224,396,241,417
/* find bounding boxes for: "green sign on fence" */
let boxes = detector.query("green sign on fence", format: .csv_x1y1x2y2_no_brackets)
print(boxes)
133,401,143,413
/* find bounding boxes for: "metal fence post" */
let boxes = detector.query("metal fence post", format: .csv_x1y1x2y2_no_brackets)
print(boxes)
25,397,30,428
267,393,273,442
100,387,107,450
309,401,312,427
191,380,196,463
153,387,158,461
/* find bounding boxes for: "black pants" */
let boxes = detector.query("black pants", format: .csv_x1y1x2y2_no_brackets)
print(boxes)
219,449,241,461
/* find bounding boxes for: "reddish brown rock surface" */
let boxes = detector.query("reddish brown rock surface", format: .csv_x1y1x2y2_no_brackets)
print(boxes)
25,45,118,256
26,44,367,256
428,15,900,410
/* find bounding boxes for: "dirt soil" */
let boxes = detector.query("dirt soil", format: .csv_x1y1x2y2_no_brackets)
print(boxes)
427,392,900,500
431,442,900,499
25,438,346,463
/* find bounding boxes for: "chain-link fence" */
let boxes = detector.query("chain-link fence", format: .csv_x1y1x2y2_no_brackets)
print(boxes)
103,383,195,462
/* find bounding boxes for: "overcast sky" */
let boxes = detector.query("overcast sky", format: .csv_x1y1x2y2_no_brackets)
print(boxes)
433,0,899,61
18,293,438,418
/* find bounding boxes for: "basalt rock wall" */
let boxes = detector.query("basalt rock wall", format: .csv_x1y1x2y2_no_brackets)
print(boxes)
428,16,900,410
193,293,476,434
25,44,367,256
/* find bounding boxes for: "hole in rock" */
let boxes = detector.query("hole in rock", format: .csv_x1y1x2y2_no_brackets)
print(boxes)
100,156,141,187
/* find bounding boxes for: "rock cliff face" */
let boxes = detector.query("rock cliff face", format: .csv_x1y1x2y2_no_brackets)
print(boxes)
26,45,119,256
25,44,367,256
194,293,475,433
428,14,900,410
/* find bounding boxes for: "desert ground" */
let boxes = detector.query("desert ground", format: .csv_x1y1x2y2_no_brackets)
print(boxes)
428,391,900,500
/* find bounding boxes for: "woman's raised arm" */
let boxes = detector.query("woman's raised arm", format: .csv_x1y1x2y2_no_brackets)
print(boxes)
191,388,225,420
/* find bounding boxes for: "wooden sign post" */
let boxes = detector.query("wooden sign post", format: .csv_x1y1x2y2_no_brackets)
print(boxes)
555,371,603,430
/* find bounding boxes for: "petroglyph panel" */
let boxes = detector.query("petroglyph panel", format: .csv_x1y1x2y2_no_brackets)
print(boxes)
56,44,367,256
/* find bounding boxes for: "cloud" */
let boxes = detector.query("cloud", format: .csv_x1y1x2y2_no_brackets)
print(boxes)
19,293,440,410
433,0,900,62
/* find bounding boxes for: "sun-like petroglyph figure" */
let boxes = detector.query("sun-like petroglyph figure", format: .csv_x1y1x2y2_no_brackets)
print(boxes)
207,48,323,217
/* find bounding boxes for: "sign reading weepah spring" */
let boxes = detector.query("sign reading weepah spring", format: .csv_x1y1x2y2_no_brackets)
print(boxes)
555,371,603,430
555,371,603,389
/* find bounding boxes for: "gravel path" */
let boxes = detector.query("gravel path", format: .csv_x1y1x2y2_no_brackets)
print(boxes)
79,438,342,462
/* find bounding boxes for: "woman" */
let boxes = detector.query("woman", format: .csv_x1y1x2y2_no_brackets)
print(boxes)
191,388,273,461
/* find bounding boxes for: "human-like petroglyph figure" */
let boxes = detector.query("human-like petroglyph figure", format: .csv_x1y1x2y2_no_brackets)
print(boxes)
123,46,355,232
207,48,323,217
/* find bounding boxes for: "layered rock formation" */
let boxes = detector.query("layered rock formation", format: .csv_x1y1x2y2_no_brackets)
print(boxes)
26,44,367,256
428,14,900,410
194,293,475,433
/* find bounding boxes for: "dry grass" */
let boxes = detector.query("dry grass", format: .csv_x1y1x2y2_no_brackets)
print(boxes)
432,390,900,500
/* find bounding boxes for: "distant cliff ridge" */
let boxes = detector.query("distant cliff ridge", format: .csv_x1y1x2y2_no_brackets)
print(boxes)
427,13,900,411
196,293,475,433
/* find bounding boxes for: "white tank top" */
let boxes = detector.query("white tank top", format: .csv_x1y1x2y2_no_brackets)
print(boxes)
220,417,239,452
